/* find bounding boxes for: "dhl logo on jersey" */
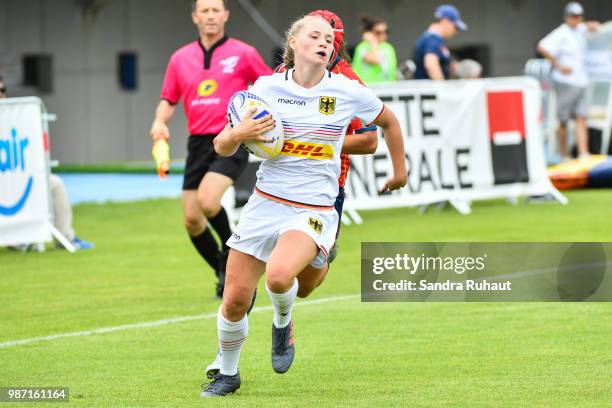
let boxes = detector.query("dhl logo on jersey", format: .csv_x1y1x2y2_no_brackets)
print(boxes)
281,141,334,160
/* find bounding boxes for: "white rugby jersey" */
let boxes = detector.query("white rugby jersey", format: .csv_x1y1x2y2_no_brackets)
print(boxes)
251,69,384,207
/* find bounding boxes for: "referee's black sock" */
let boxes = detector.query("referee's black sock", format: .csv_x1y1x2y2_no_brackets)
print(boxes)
209,207,232,251
189,229,220,273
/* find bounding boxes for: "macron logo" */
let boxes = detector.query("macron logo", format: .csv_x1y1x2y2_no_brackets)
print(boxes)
278,98,306,106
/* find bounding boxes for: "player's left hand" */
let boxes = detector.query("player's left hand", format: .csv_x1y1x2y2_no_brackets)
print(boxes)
379,173,408,194
232,108,276,143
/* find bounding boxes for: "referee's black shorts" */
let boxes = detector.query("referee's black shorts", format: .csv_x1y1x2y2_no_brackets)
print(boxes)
182,134,249,190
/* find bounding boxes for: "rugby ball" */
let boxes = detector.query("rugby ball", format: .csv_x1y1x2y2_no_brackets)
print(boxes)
227,91,284,160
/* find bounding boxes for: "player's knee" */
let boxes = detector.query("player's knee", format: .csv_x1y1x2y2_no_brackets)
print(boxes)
266,265,294,293
183,214,204,235
222,293,251,320
298,273,325,298
198,196,221,219
297,284,315,298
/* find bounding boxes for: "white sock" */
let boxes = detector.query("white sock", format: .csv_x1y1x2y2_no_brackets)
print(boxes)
217,308,248,376
266,278,298,328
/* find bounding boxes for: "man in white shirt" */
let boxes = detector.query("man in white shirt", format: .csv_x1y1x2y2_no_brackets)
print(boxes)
538,2,600,160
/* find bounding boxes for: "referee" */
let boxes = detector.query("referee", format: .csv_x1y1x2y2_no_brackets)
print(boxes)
150,0,271,297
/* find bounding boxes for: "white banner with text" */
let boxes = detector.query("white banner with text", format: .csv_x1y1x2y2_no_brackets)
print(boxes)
344,77,559,210
0,98,52,246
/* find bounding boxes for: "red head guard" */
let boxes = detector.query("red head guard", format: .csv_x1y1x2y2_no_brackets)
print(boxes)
308,9,344,65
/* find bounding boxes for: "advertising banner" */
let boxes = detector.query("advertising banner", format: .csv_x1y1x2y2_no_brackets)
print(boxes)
0,98,52,246
344,77,561,212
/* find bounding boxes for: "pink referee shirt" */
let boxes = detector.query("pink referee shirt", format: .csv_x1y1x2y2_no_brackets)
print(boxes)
161,37,272,136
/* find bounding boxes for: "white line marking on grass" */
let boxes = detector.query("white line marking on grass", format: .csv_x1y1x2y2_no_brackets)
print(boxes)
0,294,359,349
5,261,607,349
477,261,611,282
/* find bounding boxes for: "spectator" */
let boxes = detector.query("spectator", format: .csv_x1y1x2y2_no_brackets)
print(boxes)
414,5,467,80
398,60,417,80
352,15,398,83
0,76,6,98
538,2,600,160
455,59,482,79
46,174,93,250
0,75,93,252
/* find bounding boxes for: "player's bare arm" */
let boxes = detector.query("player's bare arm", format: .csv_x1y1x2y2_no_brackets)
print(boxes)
373,107,408,193
342,130,378,154
214,108,275,156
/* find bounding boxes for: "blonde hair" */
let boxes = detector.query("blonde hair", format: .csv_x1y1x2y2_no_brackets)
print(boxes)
283,15,327,69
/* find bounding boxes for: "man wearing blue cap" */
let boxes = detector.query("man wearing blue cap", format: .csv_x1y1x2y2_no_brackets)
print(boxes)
413,5,467,80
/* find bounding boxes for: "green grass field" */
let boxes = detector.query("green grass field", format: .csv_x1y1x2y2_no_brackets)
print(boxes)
2,190,612,407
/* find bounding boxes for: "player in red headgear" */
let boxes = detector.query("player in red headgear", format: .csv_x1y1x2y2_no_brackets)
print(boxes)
309,9,344,64
294,10,379,298
271,11,380,297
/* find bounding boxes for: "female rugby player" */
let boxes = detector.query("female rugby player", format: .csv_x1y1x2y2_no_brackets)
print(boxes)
201,14,407,397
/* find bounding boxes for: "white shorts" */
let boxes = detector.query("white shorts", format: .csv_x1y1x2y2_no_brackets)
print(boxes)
227,190,339,267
